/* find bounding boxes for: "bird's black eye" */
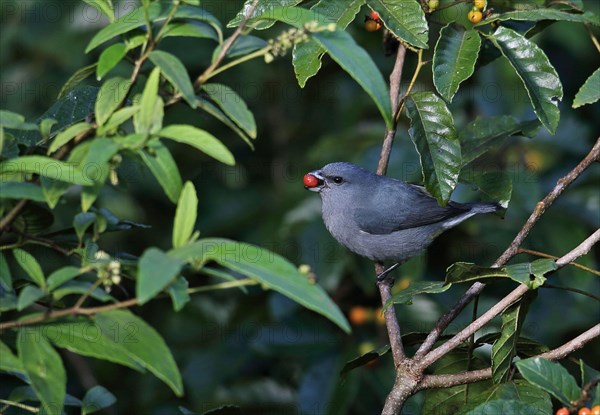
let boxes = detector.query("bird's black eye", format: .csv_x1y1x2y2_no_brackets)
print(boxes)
333,176,343,184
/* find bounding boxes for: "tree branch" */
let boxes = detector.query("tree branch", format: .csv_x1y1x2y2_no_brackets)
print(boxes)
517,248,600,276
414,137,600,359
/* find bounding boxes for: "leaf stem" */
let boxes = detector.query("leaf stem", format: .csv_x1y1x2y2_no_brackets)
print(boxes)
517,247,600,276
187,278,259,294
0,399,39,413
203,47,271,82
584,23,600,54
395,49,425,122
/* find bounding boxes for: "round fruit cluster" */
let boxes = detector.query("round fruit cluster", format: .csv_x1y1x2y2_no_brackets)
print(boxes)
556,406,600,415
468,0,487,23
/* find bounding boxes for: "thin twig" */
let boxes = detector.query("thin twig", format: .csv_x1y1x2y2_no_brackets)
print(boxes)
584,23,600,54
414,137,600,359
543,283,600,302
395,49,425,122
518,248,600,276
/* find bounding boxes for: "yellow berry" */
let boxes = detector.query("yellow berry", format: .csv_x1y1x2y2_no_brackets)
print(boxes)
428,0,440,11
468,9,483,23
474,0,486,9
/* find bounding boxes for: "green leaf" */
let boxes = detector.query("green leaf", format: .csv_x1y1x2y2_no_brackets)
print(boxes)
173,181,198,248
456,380,552,415
423,349,492,414
95,310,184,396
40,118,58,141
516,357,581,406
74,212,97,242
161,22,218,41
52,281,113,302
340,345,390,377
138,139,182,203
0,252,13,290
479,9,600,26
433,25,481,102
48,122,93,154
13,248,45,288
196,97,253,147
463,399,545,415
17,285,46,311
366,0,429,49
83,0,115,21
134,68,164,134
158,125,235,166
446,259,556,288
41,319,143,370
96,43,127,80
573,67,600,108
227,0,304,30
58,64,98,99
0,340,23,374
0,110,36,130
0,181,45,202
488,27,563,134
477,333,550,358
459,169,512,209
292,0,365,87
80,137,121,211
385,281,450,310
97,106,140,136
173,6,223,43
95,77,131,126
149,50,196,108
169,238,351,333
167,276,190,311
259,6,393,128
47,266,82,291
82,386,116,415
405,92,461,205
202,83,257,138
137,247,184,304
0,156,93,185
459,116,540,165
18,330,66,415
491,292,535,384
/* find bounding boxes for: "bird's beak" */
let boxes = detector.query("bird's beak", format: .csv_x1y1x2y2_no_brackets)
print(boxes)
304,170,325,192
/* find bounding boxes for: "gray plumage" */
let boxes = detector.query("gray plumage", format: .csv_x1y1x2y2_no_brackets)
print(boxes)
305,162,500,263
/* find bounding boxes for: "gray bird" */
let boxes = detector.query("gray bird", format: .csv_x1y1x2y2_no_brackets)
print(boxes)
303,162,500,279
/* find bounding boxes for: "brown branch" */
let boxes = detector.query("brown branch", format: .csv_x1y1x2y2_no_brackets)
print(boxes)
556,228,599,267
414,137,600,359
518,248,600,276
417,323,599,390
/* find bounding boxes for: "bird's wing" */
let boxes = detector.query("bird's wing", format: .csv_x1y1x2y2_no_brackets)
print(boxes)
354,181,469,235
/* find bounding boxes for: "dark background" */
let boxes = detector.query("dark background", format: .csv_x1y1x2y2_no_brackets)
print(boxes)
1,0,599,413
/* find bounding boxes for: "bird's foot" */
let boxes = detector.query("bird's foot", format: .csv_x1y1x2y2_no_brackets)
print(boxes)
376,262,400,285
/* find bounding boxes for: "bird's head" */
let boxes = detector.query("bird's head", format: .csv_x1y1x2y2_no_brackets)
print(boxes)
303,162,375,196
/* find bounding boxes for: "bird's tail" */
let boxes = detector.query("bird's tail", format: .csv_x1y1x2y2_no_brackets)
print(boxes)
468,202,505,214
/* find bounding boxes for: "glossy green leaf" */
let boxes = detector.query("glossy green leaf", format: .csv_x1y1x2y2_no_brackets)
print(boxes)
173,6,223,43
95,77,131,126
459,170,512,209
491,292,535,384
40,118,57,140
47,122,92,154
58,64,98,99
169,238,351,333
516,357,581,406
134,67,163,134
196,97,253,147
227,0,303,30
74,212,97,242
97,43,126,81
161,22,218,41
423,350,492,414
405,92,461,205
83,0,115,21
138,140,182,203
80,137,120,211
446,259,556,288
463,400,544,415
340,345,390,377
0,340,23,374
52,281,113,302
17,285,46,310
0,181,45,202
159,125,235,166
385,281,450,310
18,331,66,415
573,67,600,108
459,116,540,165
433,25,481,102
0,110,36,130
202,83,256,138
292,0,365,87
137,247,184,304
366,0,428,49
13,248,45,288
488,27,563,134
0,252,12,290
173,181,198,248
0,155,92,185
95,310,184,396
47,266,82,291
97,106,140,136
82,385,116,415
259,6,393,128
167,276,190,311
149,50,196,108
478,9,600,26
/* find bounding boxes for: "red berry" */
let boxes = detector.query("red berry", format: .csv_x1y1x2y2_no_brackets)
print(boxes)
579,409,591,415
303,174,319,187
556,409,569,415
370,10,380,20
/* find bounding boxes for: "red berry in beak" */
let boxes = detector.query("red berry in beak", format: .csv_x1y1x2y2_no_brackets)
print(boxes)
370,10,380,20
303,174,319,187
